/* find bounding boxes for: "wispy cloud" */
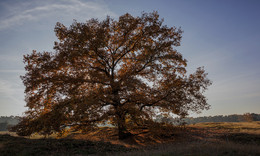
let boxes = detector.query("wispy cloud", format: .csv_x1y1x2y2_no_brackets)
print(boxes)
0,70,24,73
0,78,25,116
0,78,24,105
0,54,22,61
0,0,116,30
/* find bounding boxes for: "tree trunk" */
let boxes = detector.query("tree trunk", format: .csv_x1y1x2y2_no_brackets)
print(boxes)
111,83,132,139
117,112,132,140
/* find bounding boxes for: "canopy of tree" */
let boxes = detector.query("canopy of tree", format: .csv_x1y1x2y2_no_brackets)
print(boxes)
13,12,211,139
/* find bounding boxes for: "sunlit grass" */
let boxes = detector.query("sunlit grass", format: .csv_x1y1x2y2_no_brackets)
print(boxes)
1,122,260,155
0,131,17,136
190,121,260,134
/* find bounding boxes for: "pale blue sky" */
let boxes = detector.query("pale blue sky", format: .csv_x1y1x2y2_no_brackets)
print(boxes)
0,0,259,117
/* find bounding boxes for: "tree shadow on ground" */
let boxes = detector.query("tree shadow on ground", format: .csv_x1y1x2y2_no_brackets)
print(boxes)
0,134,132,156
219,133,260,145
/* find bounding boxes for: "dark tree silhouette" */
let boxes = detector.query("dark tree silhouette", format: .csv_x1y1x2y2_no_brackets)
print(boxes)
182,113,260,124
13,12,211,139
0,122,8,131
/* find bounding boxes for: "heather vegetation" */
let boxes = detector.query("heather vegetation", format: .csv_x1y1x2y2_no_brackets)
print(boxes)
1,121,260,155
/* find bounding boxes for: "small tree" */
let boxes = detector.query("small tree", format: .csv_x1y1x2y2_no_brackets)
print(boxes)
0,122,8,131
243,113,253,122
13,12,211,139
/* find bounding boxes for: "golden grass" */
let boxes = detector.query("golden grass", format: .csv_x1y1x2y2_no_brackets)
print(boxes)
1,122,260,155
190,121,260,134
108,122,260,155
0,131,18,136
64,127,177,148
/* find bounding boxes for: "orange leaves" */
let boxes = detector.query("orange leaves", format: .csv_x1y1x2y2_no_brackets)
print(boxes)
17,12,211,139
54,22,68,41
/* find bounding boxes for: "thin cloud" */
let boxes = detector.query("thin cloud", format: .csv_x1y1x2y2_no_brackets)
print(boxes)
0,69,24,73
0,79,24,105
0,78,25,116
0,54,22,61
0,0,116,30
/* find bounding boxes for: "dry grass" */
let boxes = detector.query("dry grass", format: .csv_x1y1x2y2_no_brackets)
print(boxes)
65,126,184,148
0,131,18,136
0,134,131,156
190,121,260,135
113,121,260,156
113,141,260,156
1,122,260,155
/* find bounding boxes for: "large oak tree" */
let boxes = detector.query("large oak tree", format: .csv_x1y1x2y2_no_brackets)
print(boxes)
14,12,211,139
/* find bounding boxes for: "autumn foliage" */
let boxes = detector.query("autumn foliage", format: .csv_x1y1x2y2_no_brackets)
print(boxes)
13,12,211,139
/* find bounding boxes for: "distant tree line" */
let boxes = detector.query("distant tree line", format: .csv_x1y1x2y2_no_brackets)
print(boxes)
184,113,260,124
1,113,260,131
0,116,20,131
155,113,260,125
